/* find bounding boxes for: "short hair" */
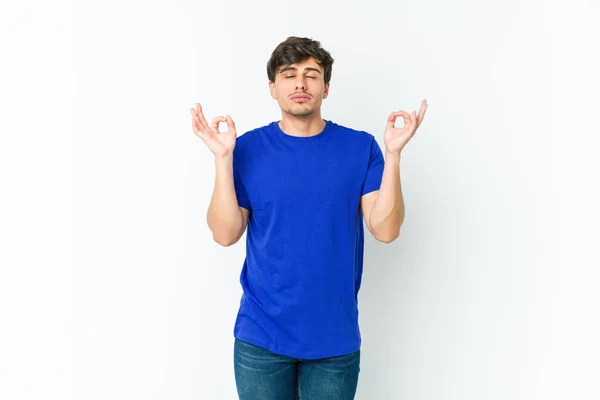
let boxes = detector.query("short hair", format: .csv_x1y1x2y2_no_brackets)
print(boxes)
266,36,334,84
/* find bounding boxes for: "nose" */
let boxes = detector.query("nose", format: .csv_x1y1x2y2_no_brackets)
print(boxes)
295,76,306,90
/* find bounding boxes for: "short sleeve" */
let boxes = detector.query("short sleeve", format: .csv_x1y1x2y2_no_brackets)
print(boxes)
361,136,385,196
233,154,251,211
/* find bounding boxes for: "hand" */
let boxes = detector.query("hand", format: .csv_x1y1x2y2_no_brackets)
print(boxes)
190,102,237,158
384,99,428,155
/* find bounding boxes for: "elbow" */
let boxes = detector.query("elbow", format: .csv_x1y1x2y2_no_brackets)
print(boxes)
376,233,399,244
371,211,404,243
213,235,238,247
208,217,244,247
212,225,245,247
212,229,242,247
375,225,402,244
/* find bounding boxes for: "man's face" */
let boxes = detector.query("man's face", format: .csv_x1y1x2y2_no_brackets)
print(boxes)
269,57,330,118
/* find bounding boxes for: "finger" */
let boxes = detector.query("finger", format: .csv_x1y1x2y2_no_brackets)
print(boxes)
190,106,214,141
412,111,420,132
190,109,201,131
417,99,428,126
195,103,212,132
394,110,412,125
226,115,236,132
211,116,227,134
190,108,208,136
190,107,202,123
191,117,208,141
190,104,205,130
387,112,397,126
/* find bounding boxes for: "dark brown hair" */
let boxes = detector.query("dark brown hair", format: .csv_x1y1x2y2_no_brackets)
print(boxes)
266,36,334,84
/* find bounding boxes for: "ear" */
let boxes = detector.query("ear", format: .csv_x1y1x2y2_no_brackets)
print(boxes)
269,81,277,99
323,82,330,99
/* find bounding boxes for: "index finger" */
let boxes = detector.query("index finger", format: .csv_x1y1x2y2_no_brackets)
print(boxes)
211,116,227,133
394,110,412,125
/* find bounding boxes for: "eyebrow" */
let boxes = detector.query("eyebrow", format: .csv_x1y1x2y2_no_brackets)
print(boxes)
278,66,322,75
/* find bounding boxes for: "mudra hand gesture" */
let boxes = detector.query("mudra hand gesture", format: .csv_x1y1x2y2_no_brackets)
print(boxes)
384,99,428,155
190,102,237,158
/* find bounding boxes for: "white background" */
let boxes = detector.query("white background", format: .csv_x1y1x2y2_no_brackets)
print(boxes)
1,0,599,399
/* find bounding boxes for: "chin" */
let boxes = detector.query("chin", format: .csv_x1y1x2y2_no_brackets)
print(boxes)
288,105,316,117
289,110,314,117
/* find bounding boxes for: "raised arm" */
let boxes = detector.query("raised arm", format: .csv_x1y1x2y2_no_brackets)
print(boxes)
190,103,248,246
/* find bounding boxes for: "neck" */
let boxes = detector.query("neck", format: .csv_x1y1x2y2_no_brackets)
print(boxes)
278,112,326,138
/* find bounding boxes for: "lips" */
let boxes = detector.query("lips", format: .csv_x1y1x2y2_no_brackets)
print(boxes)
291,95,310,101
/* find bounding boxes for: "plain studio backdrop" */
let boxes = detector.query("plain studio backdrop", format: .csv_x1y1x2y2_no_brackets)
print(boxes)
1,0,599,399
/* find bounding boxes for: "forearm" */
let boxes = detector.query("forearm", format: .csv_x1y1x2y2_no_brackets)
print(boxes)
207,155,244,246
368,152,405,242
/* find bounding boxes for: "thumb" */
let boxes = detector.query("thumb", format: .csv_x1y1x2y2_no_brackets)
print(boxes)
226,115,236,131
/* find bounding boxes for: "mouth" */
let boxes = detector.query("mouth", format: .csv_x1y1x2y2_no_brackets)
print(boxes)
291,96,310,102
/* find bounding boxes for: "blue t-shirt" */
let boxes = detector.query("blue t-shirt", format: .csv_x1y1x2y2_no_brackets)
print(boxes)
232,119,385,360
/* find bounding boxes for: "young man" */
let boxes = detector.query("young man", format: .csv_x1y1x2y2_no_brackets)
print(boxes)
190,36,427,400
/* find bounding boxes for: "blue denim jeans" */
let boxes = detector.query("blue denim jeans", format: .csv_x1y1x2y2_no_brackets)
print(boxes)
234,338,361,400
